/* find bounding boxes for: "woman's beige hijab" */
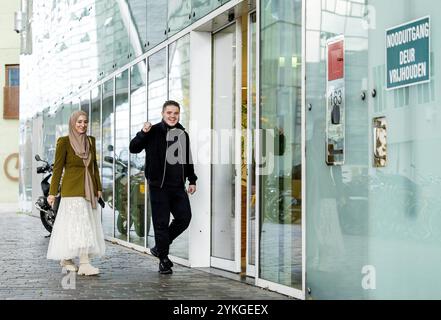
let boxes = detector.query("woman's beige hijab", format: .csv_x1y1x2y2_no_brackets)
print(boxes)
68,110,97,209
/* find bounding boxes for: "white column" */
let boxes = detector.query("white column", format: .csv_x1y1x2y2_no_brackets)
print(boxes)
188,30,212,267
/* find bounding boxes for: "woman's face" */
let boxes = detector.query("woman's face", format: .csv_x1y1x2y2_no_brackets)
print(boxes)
75,115,88,134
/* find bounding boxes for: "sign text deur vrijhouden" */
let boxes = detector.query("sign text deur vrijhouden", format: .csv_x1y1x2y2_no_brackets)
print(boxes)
386,16,430,90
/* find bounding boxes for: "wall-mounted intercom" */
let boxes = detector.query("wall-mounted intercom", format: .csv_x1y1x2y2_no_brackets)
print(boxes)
326,35,345,166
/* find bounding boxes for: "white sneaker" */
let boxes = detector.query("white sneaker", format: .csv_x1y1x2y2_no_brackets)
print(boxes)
78,263,100,276
60,259,78,272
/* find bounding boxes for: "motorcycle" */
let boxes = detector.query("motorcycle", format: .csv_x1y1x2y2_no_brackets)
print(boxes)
104,153,148,238
34,154,60,234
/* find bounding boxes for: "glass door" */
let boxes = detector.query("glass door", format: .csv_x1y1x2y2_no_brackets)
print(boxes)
246,11,257,277
257,0,304,298
211,22,242,272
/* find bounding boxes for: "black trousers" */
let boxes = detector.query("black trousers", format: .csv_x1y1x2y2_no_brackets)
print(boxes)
149,186,192,259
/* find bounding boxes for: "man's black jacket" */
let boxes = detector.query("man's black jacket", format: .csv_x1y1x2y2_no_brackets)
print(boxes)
129,120,197,188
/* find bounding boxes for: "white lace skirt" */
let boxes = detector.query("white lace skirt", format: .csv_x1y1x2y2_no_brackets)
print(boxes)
47,197,106,260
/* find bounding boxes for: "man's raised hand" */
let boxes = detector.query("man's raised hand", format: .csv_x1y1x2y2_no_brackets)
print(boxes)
142,122,152,133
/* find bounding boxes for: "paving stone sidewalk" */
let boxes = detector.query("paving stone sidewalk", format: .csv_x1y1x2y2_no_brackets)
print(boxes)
0,212,293,300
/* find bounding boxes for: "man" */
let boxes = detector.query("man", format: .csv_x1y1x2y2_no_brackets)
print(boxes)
129,100,197,274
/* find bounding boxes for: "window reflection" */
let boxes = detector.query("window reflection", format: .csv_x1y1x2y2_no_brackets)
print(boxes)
115,70,130,241
168,0,192,37
192,0,221,21
168,35,191,259
146,49,167,249
81,94,90,120
168,35,191,130
260,0,302,290
90,87,101,163
127,0,148,53
146,1,167,49
112,2,130,68
129,60,147,246
43,110,56,165
102,79,115,237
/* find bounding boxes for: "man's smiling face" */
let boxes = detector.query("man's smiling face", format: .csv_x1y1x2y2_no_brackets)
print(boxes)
162,105,180,127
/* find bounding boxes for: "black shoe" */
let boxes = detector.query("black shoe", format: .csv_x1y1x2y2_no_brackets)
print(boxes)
150,246,160,258
161,257,173,268
151,246,173,268
159,260,173,274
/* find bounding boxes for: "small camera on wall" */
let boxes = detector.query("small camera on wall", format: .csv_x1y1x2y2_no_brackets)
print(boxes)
228,11,235,22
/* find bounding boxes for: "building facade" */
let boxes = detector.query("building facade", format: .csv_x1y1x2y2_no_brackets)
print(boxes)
18,0,441,299
0,0,20,208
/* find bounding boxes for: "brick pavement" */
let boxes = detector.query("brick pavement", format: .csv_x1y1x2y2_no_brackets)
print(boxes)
0,212,293,300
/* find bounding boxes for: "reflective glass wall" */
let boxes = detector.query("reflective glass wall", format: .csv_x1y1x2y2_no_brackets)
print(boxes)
168,34,190,260
114,70,130,241
259,0,303,290
20,0,237,269
32,39,191,258
102,79,115,237
305,0,369,299
19,0,232,124
306,0,441,299
146,49,167,249
129,60,148,246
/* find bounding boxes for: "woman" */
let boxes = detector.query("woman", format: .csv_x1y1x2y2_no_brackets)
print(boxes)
47,110,106,276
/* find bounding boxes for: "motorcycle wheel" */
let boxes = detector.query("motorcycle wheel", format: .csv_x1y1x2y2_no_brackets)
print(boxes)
116,213,128,235
134,212,145,238
40,210,54,233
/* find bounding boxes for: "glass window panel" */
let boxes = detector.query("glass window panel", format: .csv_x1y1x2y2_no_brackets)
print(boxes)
59,101,75,137
305,0,369,299
168,35,190,260
54,105,64,140
248,12,257,267
113,3,130,68
148,49,167,125
147,49,167,249
211,24,236,261
260,0,303,290
8,67,20,86
115,70,129,241
127,0,148,54
43,110,56,163
192,0,221,21
20,120,33,204
102,79,115,237
168,34,190,130
146,0,167,50
168,0,192,37
90,87,102,179
71,0,95,88
80,94,90,119
81,0,99,84
96,0,113,77
129,60,147,246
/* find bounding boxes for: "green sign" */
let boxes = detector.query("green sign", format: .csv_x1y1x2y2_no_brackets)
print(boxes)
386,16,430,90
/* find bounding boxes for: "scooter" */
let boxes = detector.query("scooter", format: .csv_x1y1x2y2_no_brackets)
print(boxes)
104,154,148,237
34,154,60,235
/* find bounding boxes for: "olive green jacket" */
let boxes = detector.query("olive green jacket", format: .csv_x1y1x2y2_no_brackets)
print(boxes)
49,136,102,197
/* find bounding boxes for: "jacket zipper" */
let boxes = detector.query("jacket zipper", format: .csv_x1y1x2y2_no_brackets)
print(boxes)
160,128,169,188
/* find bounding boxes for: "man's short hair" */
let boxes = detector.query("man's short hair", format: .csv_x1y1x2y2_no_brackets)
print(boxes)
162,100,180,111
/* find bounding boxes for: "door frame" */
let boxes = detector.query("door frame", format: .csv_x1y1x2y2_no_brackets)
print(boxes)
253,0,306,300
245,10,257,278
210,20,242,273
